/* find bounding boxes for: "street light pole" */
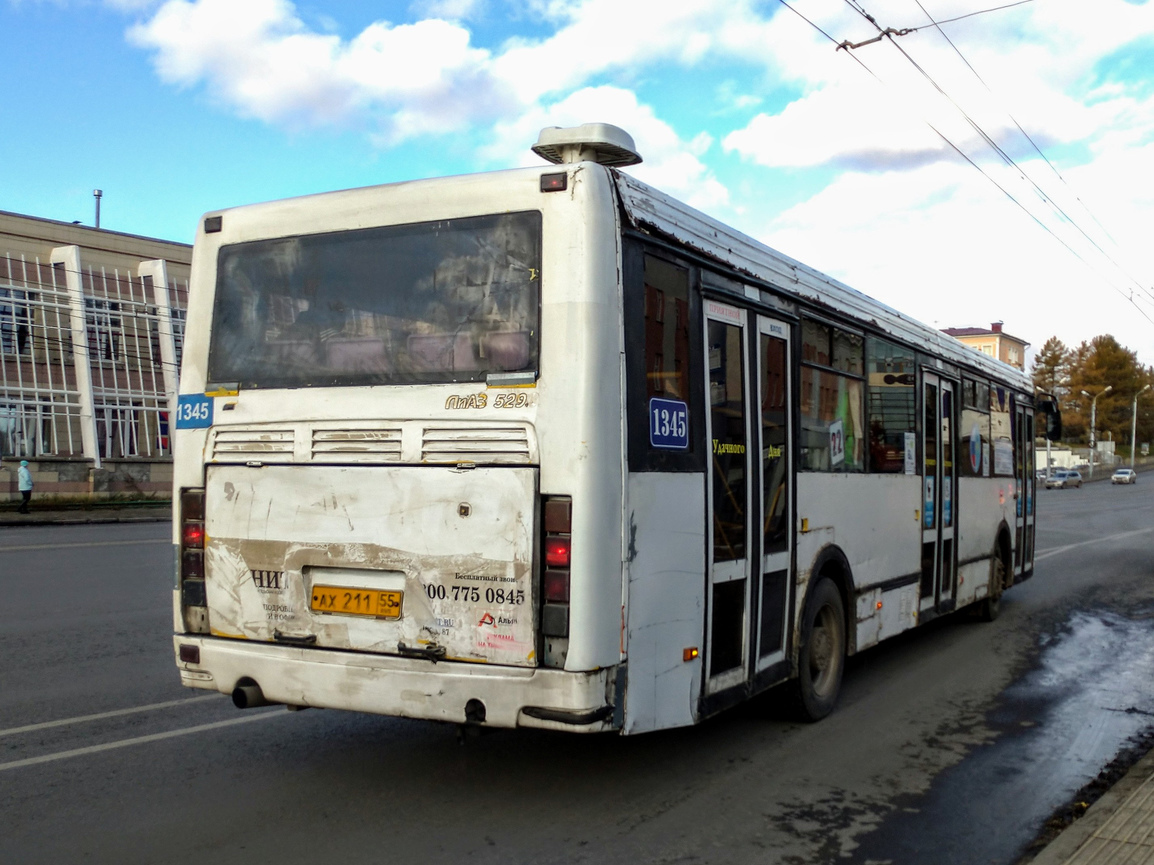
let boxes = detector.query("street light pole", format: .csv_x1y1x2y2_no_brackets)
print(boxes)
1131,384,1150,469
1082,386,1114,480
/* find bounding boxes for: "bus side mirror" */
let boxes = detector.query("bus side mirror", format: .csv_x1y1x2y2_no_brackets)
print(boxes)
1037,397,1062,441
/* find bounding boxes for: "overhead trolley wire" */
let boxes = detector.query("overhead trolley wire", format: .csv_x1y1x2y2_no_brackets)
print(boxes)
906,0,1147,297
766,0,1154,327
840,0,1154,310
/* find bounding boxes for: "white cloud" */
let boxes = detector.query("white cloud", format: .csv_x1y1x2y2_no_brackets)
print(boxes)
127,0,504,137
126,0,736,202
125,0,788,138
490,0,779,104
752,155,1154,364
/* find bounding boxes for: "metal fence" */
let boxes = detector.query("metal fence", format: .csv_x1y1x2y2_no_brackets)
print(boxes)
0,247,186,462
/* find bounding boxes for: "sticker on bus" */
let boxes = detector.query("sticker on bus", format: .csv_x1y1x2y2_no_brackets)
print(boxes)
175,394,214,429
649,398,689,449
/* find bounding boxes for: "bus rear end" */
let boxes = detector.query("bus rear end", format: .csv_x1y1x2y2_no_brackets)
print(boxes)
172,163,624,732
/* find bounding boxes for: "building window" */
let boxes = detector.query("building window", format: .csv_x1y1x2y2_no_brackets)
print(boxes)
0,288,31,356
96,403,141,458
85,298,122,362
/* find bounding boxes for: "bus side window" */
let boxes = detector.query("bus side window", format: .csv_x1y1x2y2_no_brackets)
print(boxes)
799,318,864,472
959,377,990,477
625,245,703,472
643,256,690,401
865,337,915,473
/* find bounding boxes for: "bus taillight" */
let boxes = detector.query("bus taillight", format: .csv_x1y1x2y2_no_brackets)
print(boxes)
180,487,210,633
541,496,572,653
544,537,571,568
182,522,205,548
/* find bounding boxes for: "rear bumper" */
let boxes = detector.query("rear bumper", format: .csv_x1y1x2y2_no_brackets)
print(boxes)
174,635,618,733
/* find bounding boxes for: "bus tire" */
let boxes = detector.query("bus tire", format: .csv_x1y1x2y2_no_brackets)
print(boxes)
792,577,846,721
977,555,1006,622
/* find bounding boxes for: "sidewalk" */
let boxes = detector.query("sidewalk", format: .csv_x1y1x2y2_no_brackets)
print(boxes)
0,501,171,526
1032,747,1154,865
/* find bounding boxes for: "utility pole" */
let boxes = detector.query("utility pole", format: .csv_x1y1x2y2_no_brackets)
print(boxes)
1131,385,1150,469
1082,386,1113,480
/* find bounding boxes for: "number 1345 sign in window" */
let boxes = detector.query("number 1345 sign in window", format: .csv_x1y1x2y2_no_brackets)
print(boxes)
650,398,689,450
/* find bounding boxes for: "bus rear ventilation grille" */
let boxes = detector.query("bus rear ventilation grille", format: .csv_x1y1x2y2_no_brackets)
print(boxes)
421,426,532,464
212,429,295,462
311,427,403,462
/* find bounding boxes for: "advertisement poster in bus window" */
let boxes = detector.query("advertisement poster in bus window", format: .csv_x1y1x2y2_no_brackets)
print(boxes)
970,422,982,474
924,476,935,527
649,398,689,449
829,419,845,466
994,440,1014,475
904,432,916,474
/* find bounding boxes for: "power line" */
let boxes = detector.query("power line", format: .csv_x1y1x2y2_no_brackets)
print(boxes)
771,0,1154,326
906,0,1147,297
837,0,1154,314
905,0,1035,32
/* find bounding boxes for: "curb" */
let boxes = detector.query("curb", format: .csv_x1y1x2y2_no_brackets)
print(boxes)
1026,745,1154,864
0,507,171,527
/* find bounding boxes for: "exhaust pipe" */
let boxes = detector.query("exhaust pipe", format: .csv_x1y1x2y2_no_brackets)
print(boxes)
232,683,271,709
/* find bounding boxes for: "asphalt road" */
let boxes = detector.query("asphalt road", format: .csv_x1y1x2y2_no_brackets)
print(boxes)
3,480,1154,865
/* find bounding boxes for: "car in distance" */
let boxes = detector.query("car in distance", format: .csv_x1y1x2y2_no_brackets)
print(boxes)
1045,470,1084,489
1111,468,1138,484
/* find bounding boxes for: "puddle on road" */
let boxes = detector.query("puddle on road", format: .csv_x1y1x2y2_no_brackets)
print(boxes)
847,608,1154,865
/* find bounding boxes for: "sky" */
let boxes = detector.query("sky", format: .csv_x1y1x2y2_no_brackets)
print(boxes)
3,0,1153,367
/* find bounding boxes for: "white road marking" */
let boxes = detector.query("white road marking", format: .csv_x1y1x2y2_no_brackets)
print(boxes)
0,538,170,553
0,695,223,738
0,711,284,773
1035,526,1154,562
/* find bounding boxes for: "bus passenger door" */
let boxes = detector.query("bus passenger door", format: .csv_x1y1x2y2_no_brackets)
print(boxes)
703,300,753,694
920,373,958,613
1014,402,1036,576
754,316,792,671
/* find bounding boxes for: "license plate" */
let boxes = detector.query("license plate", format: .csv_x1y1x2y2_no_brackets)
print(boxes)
310,586,403,619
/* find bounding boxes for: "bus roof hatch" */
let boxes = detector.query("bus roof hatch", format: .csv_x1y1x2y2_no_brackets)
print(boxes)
532,123,643,167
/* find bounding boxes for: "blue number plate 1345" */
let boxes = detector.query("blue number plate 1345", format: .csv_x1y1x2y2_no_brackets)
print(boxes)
649,398,689,449
175,394,214,429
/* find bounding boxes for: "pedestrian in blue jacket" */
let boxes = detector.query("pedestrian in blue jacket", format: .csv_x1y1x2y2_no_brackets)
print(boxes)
17,460,32,513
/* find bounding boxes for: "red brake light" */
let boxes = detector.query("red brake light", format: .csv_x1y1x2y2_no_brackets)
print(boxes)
182,523,205,548
545,537,571,568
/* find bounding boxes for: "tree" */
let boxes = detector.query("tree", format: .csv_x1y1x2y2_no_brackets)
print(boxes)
1031,336,1069,398
1063,335,1153,453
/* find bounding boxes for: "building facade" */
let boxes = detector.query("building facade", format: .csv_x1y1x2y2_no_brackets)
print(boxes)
1,210,189,501
941,321,1029,371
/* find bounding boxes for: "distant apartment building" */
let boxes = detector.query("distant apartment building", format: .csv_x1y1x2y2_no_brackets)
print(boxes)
941,321,1029,371
1,210,190,501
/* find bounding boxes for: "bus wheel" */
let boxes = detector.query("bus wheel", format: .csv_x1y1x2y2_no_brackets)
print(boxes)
977,555,1006,622
793,577,846,721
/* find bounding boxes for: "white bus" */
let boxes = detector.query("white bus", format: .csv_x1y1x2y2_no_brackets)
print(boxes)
171,124,1057,734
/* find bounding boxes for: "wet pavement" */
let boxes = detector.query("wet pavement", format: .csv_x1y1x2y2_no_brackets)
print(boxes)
848,607,1154,865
